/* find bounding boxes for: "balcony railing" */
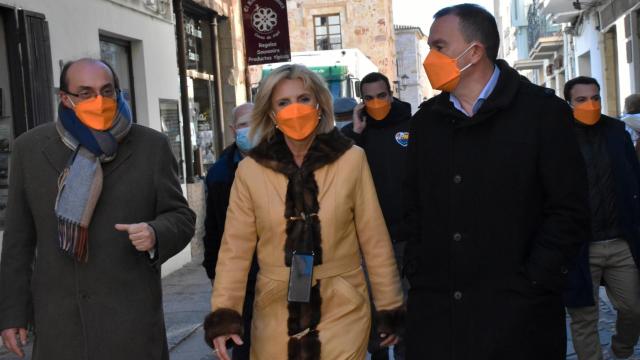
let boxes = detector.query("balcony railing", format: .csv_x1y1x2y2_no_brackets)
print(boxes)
527,0,561,50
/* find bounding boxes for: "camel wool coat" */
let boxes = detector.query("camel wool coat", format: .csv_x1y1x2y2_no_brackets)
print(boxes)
208,136,404,359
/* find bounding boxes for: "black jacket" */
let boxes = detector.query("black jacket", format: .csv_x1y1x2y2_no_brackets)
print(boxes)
574,117,623,242
403,60,590,360
342,99,411,241
565,115,640,307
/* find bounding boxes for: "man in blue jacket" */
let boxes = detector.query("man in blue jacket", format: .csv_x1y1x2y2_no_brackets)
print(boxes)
564,76,640,360
202,102,255,360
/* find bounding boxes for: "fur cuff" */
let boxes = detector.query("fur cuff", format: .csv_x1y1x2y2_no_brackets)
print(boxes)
375,307,405,336
203,308,243,349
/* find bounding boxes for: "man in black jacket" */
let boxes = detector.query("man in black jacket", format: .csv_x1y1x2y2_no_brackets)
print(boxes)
342,72,411,246
342,72,411,360
404,4,589,359
202,102,255,360
563,77,640,360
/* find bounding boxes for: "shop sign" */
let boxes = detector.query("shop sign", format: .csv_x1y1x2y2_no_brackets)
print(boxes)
242,0,291,65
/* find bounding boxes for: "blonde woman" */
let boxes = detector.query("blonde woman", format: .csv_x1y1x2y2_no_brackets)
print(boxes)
204,64,404,360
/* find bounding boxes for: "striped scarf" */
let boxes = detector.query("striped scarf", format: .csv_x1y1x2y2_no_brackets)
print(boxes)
54,93,132,262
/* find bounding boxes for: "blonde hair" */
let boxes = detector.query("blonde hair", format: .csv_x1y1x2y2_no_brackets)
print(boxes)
249,64,335,145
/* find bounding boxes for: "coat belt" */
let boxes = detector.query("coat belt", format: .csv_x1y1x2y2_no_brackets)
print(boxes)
259,254,362,282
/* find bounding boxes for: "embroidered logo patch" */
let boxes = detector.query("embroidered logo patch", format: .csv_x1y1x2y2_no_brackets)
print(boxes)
395,132,409,147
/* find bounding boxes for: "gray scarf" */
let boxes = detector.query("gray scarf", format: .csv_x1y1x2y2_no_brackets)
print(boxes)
54,95,132,262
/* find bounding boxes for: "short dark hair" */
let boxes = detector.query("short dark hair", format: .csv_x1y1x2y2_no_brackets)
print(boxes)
59,58,120,92
434,3,500,62
359,72,391,97
624,94,640,114
563,76,600,102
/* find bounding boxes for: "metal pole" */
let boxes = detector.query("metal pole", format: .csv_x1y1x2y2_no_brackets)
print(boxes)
210,16,225,157
240,17,252,101
245,64,252,102
173,0,195,183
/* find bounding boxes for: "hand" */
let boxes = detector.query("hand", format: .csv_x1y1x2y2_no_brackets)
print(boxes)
212,334,243,360
352,102,366,134
115,223,156,252
379,332,399,348
1,328,28,358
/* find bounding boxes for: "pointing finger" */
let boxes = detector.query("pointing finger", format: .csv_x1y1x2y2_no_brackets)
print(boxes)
114,224,131,232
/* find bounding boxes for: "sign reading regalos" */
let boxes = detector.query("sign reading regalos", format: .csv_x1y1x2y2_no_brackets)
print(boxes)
242,0,291,65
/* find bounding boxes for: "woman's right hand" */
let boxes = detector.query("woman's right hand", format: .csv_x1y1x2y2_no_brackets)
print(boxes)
212,334,243,360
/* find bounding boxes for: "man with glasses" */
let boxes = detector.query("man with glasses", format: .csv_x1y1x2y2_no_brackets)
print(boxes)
342,72,412,360
0,58,195,360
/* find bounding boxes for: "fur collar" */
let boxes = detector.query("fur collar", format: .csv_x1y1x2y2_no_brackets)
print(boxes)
249,128,353,177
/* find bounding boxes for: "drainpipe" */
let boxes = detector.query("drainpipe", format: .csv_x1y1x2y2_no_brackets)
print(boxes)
210,16,225,157
173,0,195,183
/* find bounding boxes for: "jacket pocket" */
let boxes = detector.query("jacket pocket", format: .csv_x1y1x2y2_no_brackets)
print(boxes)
507,269,551,298
254,276,286,310
334,275,367,307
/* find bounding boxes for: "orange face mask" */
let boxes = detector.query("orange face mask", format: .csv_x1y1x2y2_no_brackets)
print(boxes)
274,103,320,141
423,43,475,92
573,100,601,125
365,98,392,120
70,96,117,131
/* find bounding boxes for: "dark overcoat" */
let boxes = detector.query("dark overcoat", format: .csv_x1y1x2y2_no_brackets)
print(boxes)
403,60,590,359
0,123,196,360
564,115,640,307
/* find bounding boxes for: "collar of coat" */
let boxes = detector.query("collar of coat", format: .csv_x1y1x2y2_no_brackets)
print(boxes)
249,127,353,177
426,59,533,127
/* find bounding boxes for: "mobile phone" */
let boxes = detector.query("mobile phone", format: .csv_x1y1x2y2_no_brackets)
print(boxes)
288,252,314,303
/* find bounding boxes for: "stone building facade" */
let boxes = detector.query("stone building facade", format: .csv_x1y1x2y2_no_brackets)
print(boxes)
395,25,434,113
285,0,398,84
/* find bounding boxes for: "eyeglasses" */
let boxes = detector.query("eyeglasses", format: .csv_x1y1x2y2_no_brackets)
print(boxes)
65,87,118,100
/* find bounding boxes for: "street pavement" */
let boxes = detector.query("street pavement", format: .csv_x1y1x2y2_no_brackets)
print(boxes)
1,258,639,359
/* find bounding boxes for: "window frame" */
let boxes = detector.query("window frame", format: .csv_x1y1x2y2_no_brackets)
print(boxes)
99,34,137,123
313,14,342,51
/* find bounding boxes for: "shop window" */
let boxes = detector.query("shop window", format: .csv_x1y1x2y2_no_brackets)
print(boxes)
159,99,184,181
100,35,136,122
184,13,217,176
0,15,12,230
184,16,213,75
314,14,342,50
